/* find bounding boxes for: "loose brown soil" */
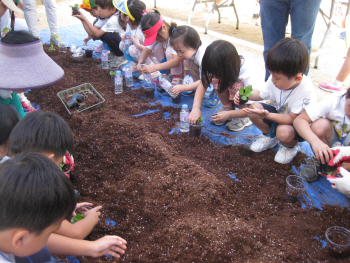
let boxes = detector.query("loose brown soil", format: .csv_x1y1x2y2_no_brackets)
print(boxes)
28,46,350,262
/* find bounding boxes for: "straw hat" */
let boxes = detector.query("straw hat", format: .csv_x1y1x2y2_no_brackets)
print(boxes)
1,0,23,14
0,40,64,90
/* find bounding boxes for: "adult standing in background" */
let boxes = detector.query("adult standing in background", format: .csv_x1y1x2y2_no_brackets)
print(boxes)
23,0,61,44
260,0,322,81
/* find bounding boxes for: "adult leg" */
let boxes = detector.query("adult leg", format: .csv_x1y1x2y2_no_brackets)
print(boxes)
23,0,39,38
290,0,322,75
100,32,123,56
260,0,289,80
43,0,59,36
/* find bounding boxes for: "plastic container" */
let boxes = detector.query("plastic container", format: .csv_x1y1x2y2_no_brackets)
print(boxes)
101,50,109,69
124,63,133,88
57,83,105,114
326,226,350,258
189,124,202,137
158,76,177,98
285,175,308,203
58,42,67,53
140,63,152,83
71,53,83,63
124,32,132,48
180,104,190,133
115,70,123,94
172,93,182,104
143,82,156,99
85,48,93,58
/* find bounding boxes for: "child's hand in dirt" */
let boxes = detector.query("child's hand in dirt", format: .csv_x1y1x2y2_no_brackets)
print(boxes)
243,105,269,118
211,110,231,123
130,34,140,46
172,85,183,95
72,202,94,216
83,205,102,223
233,91,240,105
327,167,350,197
87,235,127,258
189,109,201,125
310,141,333,164
83,36,91,45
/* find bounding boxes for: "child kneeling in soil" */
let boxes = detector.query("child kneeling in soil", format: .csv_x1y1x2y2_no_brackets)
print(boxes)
294,88,350,182
188,40,255,132
116,0,147,71
136,10,183,86
0,152,76,263
8,111,127,259
170,25,207,97
241,38,316,164
74,0,127,67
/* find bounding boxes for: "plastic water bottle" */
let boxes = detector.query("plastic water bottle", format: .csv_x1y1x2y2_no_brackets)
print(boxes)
140,63,152,83
180,104,190,132
115,70,123,94
158,76,176,98
101,50,109,69
125,32,132,48
124,63,133,87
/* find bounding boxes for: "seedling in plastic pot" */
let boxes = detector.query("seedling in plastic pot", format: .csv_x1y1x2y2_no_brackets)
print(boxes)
71,213,84,224
109,70,116,81
196,117,204,125
239,85,253,105
70,4,79,15
48,44,55,51
320,154,337,174
190,117,204,137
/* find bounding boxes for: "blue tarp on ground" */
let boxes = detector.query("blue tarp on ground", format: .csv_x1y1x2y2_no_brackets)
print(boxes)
40,25,349,210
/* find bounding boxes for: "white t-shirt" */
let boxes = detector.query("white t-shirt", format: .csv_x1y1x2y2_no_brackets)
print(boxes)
0,10,10,33
258,75,316,114
146,38,177,55
100,12,125,34
306,92,350,138
94,18,107,28
126,24,145,45
0,252,15,263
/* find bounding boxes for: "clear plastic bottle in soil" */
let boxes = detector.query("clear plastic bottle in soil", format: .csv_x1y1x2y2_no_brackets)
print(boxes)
124,63,133,87
140,63,152,83
101,50,109,69
158,76,177,98
180,104,190,132
115,70,123,94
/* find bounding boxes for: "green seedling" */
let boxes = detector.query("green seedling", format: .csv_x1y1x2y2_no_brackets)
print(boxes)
48,44,55,51
196,117,204,125
71,213,84,224
70,4,79,15
1,27,11,33
109,71,117,75
239,85,253,101
70,4,79,8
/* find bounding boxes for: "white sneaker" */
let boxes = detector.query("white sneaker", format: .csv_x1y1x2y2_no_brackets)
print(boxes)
250,135,278,152
274,144,299,164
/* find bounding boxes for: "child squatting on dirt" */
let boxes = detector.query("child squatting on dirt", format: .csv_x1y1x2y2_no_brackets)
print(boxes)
170,25,207,97
241,38,316,164
73,0,127,68
136,10,183,86
294,88,350,182
8,111,127,259
116,0,147,71
188,40,255,132
0,152,77,263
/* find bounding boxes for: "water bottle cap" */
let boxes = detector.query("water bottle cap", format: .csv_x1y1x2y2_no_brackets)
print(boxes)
182,104,188,109
116,70,121,74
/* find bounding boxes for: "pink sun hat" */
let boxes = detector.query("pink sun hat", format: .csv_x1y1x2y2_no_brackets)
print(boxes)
0,39,64,90
142,16,164,46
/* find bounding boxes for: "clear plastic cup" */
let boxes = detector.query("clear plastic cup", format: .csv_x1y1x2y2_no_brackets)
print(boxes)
58,42,67,53
140,63,152,83
285,175,307,203
326,226,350,258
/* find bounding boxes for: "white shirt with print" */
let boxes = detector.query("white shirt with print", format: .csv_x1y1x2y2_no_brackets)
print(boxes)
126,24,145,45
100,12,125,34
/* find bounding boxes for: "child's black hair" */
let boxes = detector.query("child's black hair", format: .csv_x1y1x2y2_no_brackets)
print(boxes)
0,152,76,233
266,38,309,79
201,40,240,93
9,111,74,158
95,0,114,9
170,25,201,51
141,10,177,38
1,31,39,44
0,105,19,146
126,0,146,26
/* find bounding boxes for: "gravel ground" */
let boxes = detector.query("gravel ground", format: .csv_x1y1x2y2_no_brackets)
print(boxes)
37,0,349,100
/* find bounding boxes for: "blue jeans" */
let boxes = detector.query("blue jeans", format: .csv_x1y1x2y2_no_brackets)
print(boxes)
260,0,322,80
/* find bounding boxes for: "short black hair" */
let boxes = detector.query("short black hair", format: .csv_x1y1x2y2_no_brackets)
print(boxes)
0,152,76,233
201,40,240,93
170,26,201,51
127,0,146,26
266,38,309,79
0,105,19,146
141,10,177,38
1,31,39,44
9,111,74,158
95,0,115,9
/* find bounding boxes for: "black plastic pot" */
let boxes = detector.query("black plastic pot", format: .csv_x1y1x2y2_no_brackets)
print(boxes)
72,7,79,15
319,162,337,174
189,124,202,137
171,93,181,104
85,49,93,58
144,87,155,99
239,95,248,105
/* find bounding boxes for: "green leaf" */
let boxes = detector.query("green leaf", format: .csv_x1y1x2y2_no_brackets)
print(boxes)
70,4,79,8
241,96,247,101
48,44,55,51
245,85,253,93
109,71,116,75
1,27,10,33
239,87,245,95
196,117,204,125
71,213,84,224
246,92,253,98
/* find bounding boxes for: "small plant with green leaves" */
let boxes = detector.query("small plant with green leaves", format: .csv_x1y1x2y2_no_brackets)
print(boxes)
1,27,11,33
196,117,204,125
71,213,84,224
110,70,116,80
190,117,204,137
48,44,55,51
238,85,253,105
70,4,80,15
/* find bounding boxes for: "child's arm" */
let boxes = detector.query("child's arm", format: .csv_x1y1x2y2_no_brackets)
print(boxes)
188,82,207,124
130,34,145,51
54,206,102,239
73,12,105,38
294,111,333,163
172,80,201,95
142,54,181,74
136,48,153,72
243,104,296,125
47,234,127,259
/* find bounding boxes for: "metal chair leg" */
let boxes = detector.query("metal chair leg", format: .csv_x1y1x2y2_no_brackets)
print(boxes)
205,0,217,34
232,0,239,29
188,0,198,25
